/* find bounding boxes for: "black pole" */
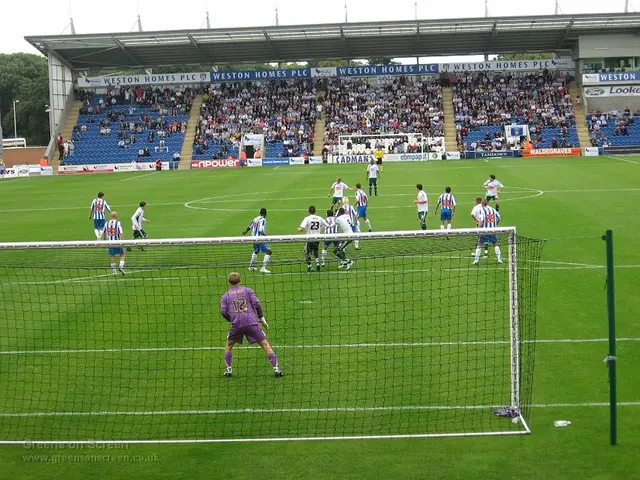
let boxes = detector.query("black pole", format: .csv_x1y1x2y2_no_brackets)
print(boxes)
603,229,617,446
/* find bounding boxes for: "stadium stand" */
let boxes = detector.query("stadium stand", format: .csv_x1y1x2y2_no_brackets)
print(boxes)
192,80,318,160
323,77,445,153
453,72,579,151
63,86,194,165
586,108,640,147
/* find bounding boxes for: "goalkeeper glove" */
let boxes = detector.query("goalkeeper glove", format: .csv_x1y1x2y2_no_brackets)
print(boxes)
259,317,269,329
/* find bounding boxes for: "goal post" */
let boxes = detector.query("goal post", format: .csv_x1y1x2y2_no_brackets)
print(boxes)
0,228,544,443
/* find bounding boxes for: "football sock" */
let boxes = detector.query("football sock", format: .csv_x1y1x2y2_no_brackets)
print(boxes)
496,205,500,211
111,262,117,275
224,351,233,368
94,229,101,240
250,252,257,267
447,224,452,230
267,352,279,370
440,225,445,230
262,254,271,267
495,246,503,262
421,223,427,231
119,260,125,269
321,249,328,264
474,247,482,263
365,218,372,229
356,223,361,233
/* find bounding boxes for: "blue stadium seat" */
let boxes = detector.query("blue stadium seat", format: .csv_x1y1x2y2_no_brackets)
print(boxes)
68,94,188,165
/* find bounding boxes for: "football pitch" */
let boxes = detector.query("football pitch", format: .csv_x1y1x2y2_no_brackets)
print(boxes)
0,156,639,479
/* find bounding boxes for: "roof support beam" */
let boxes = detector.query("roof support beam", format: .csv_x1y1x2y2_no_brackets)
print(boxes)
113,38,142,66
188,34,215,64
340,27,350,59
40,43,76,70
263,30,279,62
485,21,498,55
556,18,575,49
415,24,421,57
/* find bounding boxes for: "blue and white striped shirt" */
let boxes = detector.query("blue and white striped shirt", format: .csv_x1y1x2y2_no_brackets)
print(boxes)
90,198,111,220
355,190,368,207
103,219,123,240
325,216,339,234
438,193,456,211
479,206,501,228
248,216,267,237
343,204,358,224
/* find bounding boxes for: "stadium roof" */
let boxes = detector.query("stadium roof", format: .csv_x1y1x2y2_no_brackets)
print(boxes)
25,12,640,70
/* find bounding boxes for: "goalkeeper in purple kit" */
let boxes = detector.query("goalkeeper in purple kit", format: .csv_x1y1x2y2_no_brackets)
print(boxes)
220,272,284,378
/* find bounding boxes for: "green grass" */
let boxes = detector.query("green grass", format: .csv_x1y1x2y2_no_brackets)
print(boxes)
0,156,639,479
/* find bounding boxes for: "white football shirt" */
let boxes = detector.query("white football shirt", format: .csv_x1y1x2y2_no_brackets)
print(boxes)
471,204,484,223
335,214,353,234
366,164,379,179
484,179,504,197
132,207,146,231
299,215,329,235
416,190,429,213
331,182,349,198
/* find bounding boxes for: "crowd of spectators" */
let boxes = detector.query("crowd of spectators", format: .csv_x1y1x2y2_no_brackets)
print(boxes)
323,77,444,152
71,86,196,162
452,71,577,151
586,108,638,147
194,80,317,158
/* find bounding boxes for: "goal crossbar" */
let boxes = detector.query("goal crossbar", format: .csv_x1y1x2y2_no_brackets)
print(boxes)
0,227,517,250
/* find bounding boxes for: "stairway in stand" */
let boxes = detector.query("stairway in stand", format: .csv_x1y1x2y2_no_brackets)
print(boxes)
568,82,590,148
442,87,458,152
312,92,327,156
57,101,83,167
178,95,204,169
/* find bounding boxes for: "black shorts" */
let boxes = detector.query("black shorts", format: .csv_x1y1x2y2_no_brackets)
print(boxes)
368,177,378,186
376,158,383,165
305,242,320,255
133,229,147,239
334,240,352,252
486,195,498,202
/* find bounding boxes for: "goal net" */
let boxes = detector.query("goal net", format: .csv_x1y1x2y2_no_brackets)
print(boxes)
337,133,445,156
0,228,544,443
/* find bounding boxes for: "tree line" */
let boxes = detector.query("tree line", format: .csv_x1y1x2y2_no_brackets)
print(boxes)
0,53,50,146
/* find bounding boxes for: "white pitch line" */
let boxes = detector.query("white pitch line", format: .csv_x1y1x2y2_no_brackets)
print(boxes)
2,185,637,214
543,188,640,193
120,172,157,182
1,402,639,418
604,155,639,165
4,264,640,287
1,338,638,356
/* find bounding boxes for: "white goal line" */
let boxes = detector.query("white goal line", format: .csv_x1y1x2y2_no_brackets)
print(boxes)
1,402,638,419
1,338,638,356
